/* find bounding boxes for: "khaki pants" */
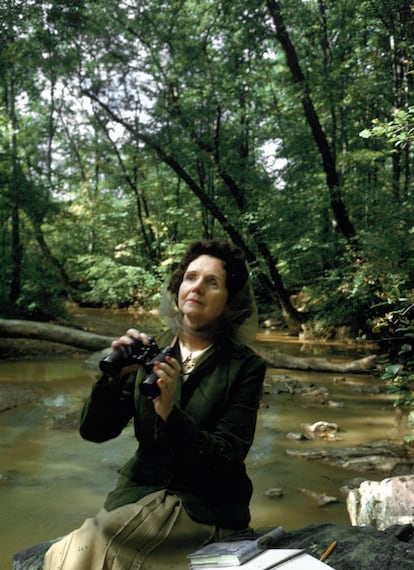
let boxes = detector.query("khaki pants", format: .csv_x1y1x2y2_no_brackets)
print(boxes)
43,490,213,570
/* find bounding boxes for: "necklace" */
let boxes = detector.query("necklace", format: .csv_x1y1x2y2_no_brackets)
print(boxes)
182,352,197,374
179,341,212,375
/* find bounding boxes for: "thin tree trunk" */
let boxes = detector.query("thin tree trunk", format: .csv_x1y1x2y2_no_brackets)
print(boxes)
30,218,72,290
266,0,356,241
7,61,22,304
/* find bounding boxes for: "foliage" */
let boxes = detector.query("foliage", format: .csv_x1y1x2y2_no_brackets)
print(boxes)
360,106,414,150
0,249,68,321
364,144,414,432
300,250,378,335
0,0,413,335
71,255,163,309
374,295,414,441
16,269,68,321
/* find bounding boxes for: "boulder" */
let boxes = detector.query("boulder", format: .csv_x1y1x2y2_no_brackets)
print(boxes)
13,524,414,570
299,488,339,506
347,475,414,530
13,539,59,570
278,523,414,569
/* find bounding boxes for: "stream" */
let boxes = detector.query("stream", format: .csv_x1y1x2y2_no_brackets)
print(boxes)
0,308,400,569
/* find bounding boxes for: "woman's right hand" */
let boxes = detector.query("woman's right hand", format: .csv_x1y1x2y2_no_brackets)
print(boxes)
111,328,151,350
111,328,152,377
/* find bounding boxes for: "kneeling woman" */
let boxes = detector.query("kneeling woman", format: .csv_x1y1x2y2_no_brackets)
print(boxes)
43,239,267,569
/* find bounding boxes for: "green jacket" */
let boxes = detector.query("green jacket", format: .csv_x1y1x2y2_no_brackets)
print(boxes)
79,331,266,530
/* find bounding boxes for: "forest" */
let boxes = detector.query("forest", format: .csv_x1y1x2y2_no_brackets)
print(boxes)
0,0,413,347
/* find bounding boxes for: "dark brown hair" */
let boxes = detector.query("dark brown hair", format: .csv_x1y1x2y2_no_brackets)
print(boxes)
168,239,249,300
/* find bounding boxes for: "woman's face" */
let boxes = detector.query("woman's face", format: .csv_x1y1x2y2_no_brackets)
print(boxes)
178,254,229,330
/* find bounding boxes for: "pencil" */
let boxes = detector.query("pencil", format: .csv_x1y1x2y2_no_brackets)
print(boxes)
320,540,337,561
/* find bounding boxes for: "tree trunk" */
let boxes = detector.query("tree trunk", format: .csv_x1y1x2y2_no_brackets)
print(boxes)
252,343,377,373
30,217,72,290
8,67,22,304
0,319,114,351
266,0,356,241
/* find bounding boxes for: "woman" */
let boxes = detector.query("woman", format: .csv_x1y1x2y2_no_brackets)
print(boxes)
43,239,267,569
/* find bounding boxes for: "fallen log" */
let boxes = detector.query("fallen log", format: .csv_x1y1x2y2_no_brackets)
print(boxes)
0,318,113,351
251,344,378,373
0,318,378,373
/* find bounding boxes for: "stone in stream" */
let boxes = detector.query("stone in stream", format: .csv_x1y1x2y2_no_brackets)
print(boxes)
285,439,412,472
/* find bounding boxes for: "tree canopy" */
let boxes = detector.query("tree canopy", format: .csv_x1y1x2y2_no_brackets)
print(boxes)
0,0,413,336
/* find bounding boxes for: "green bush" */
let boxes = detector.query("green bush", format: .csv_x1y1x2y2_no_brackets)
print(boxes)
374,295,414,442
302,263,377,335
16,266,68,321
72,255,162,309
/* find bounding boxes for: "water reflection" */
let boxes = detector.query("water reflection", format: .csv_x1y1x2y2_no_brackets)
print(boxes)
0,319,397,569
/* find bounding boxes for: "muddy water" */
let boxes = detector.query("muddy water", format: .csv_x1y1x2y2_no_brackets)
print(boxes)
0,310,399,568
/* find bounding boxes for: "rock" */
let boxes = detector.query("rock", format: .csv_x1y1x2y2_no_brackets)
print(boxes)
332,376,383,395
13,539,60,570
288,420,343,441
14,524,414,570
267,376,330,402
339,477,367,496
327,400,344,408
277,523,414,569
286,439,413,472
299,488,339,506
390,462,414,476
264,487,284,498
301,420,340,440
286,432,308,441
347,475,414,530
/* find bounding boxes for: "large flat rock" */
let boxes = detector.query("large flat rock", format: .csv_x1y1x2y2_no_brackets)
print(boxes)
13,523,414,569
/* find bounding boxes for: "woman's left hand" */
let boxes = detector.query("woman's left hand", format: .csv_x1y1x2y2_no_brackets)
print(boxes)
152,355,181,421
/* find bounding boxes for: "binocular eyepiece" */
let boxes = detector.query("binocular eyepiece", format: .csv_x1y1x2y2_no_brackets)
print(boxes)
99,336,159,377
99,337,174,400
